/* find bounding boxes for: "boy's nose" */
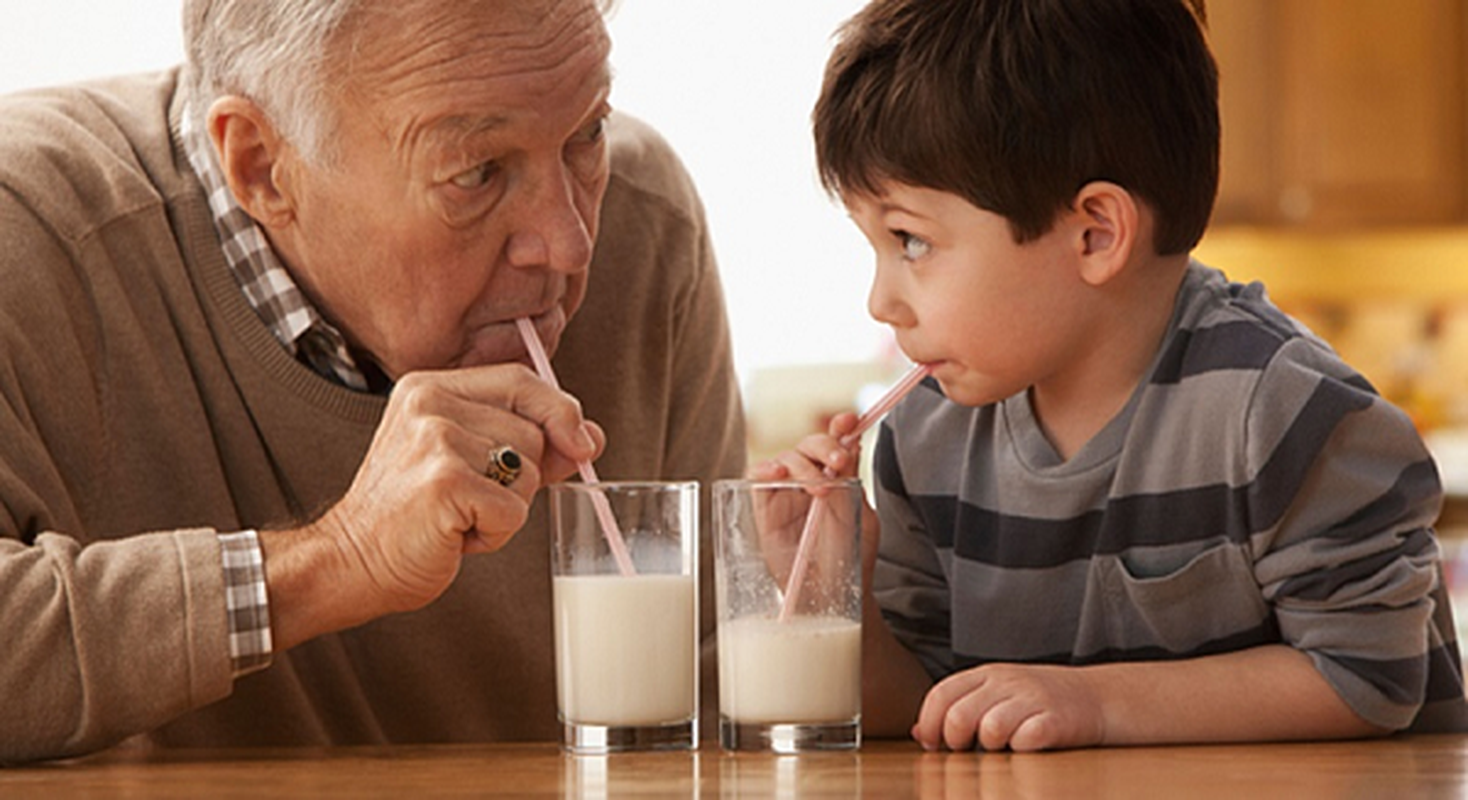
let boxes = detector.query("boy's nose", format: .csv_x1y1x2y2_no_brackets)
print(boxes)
867,262,913,328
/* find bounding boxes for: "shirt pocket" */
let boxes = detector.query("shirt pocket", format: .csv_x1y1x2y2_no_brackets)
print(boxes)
1084,541,1272,654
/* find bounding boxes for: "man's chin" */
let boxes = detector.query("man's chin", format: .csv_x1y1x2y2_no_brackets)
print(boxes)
446,350,527,372
402,309,571,374
454,335,556,372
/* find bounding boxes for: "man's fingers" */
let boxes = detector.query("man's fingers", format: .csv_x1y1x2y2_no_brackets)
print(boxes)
393,366,602,472
402,365,599,465
540,420,605,483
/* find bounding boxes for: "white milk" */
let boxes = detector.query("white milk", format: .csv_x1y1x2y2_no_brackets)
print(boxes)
553,574,696,726
718,616,861,723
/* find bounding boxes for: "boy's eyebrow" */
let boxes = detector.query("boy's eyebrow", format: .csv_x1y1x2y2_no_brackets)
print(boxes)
846,202,923,226
873,198,928,219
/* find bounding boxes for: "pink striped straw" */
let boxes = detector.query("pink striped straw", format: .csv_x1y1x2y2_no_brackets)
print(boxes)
777,362,932,622
515,317,636,577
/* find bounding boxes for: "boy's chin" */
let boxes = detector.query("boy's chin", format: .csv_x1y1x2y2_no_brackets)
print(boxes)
933,375,1013,408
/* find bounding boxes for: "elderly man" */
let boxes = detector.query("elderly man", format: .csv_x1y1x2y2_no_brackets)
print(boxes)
0,0,744,762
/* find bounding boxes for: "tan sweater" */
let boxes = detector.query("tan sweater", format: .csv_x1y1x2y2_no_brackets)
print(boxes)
0,71,746,761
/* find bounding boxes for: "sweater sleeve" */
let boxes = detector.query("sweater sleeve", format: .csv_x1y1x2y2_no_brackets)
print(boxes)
0,185,234,763
1246,336,1456,730
0,530,234,763
660,166,747,489
871,421,955,678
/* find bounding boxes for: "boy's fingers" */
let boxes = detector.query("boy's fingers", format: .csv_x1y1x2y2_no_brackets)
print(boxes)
775,449,834,481
827,410,862,438
915,669,988,749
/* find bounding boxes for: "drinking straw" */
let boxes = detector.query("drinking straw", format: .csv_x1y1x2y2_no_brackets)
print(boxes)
515,317,636,577
777,362,932,622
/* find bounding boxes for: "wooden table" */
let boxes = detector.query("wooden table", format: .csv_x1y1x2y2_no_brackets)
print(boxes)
5,736,1467,798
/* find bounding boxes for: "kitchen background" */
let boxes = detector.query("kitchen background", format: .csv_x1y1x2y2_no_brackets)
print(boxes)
8,1,1468,636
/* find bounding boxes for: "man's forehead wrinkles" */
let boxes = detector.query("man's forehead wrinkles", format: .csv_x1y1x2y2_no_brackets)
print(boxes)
352,1,608,92
393,62,612,161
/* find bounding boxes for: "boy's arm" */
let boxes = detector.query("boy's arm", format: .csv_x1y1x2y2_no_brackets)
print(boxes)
912,644,1386,752
753,414,940,736
861,589,935,736
862,422,956,736
1092,645,1388,744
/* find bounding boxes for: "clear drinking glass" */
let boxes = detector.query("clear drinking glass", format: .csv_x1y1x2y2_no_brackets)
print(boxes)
713,478,863,752
550,481,699,753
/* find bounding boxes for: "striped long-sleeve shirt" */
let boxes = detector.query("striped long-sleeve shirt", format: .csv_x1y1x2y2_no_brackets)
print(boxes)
872,263,1467,732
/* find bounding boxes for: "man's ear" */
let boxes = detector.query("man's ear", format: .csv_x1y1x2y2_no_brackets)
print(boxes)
1069,181,1139,287
207,96,297,229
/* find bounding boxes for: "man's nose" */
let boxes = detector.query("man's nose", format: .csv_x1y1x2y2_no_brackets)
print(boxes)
503,166,595,275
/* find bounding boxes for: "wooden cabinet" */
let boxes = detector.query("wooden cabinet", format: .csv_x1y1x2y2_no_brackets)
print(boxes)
1208,0,1466,227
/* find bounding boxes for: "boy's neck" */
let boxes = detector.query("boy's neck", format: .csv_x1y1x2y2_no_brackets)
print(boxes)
1029,252,1190,462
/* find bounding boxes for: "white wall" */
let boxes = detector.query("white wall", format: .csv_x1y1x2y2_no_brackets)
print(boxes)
605,1,889,385
0,1,187,89
0,1,887,388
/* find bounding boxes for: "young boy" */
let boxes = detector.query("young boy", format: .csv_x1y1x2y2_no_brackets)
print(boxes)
756,0,1468,751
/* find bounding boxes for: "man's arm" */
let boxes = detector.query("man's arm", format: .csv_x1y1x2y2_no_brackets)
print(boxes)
0,529,237,763
0,365,601,763
258,367,602,653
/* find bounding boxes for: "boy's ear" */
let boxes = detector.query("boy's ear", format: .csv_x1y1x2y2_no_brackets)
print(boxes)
206,96,298,230
1069,181,1139,287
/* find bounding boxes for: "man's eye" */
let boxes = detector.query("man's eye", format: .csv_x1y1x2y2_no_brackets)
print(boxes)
450,162,499,190
578,116,607,145
897,231,931,260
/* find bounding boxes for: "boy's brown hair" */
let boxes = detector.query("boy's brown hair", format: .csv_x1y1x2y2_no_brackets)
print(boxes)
814,0,1217,255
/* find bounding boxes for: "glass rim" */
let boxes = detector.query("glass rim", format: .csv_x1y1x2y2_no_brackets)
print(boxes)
713,477,861,491
548,479,700,492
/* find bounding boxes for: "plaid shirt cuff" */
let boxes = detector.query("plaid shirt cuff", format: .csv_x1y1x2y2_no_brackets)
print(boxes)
219,530,273,677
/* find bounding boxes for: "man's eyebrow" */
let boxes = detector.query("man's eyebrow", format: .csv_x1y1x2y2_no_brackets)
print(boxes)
421,114,513,149
417,64,613,153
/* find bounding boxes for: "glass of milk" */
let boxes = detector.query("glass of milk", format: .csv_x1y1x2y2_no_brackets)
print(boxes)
550,481,699,753
713,478,863,752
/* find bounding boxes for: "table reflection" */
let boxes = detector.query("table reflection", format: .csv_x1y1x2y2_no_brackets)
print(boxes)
911,739,1468,800
556,737,1468,800
562,751,702,798
5,737,1464,799
718,751,864,798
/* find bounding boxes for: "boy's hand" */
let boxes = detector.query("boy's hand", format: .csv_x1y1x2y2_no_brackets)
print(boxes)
751,410,864,481
913,663,1107,752
749,411,882,583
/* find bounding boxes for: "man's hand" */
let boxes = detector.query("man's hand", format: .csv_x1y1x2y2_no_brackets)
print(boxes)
261,364,604,650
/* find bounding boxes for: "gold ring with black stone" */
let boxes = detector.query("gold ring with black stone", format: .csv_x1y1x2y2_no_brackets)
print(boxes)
485,445,523,487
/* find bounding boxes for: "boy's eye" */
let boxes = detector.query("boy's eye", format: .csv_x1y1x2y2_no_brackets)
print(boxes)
897,231,931,260
450,161,500,190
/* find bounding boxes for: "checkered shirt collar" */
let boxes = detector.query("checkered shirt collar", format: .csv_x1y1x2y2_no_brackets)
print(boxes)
179,105,370,392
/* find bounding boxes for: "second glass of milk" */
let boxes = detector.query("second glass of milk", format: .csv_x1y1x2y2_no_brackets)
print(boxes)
550,481,699,753
713,478,863,753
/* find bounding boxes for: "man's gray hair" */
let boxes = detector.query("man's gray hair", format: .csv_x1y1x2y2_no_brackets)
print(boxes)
183,0,361,165
182,0,618,166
